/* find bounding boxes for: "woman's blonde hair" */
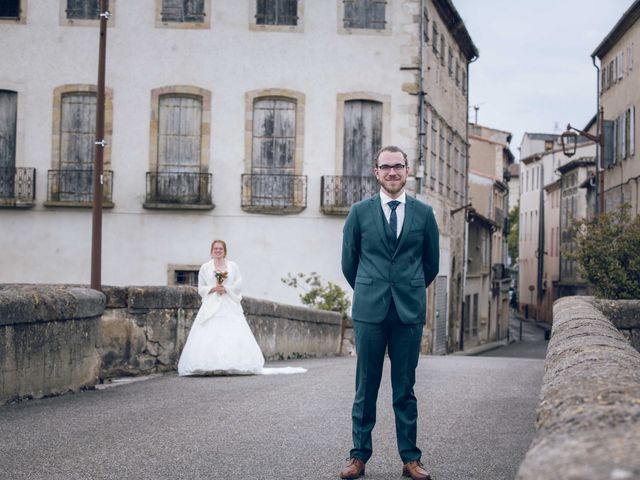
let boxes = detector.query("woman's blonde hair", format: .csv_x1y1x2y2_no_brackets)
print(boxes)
210,239,227,257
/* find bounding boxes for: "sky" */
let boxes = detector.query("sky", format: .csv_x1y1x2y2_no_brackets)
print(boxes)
453,0,634,158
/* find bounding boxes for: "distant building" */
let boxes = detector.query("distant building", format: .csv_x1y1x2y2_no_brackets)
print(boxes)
0,0,477,354
465,124,513,348
518,139,595,322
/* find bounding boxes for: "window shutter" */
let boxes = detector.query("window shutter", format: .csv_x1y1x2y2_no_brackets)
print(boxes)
603,120,614,168
158,95,202,172
184,0,205,22
0,90,17,171
66,0,100,20
252,98,295,175
61,93,96,169
631,106,636,156
343,100,382,177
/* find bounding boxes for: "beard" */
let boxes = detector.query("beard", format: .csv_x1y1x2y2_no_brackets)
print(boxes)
377,175,407,197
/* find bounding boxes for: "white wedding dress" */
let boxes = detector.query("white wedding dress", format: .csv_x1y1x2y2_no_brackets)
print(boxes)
177,259,306,376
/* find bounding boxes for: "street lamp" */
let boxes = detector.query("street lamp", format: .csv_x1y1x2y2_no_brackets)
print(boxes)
561,106,605,214
560,129,579,157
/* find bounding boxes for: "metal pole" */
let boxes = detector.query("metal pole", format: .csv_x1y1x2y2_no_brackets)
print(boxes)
91,0,109,291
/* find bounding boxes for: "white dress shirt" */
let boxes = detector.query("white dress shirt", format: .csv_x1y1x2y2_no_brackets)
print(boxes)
379,190,406,238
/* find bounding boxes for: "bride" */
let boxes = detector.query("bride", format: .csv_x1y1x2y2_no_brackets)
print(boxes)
178,239,305,376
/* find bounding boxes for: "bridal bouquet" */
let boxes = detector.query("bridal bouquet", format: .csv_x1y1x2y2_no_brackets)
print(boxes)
214,270,228,285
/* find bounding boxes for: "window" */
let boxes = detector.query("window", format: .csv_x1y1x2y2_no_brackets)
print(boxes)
447,47,453,76
343,100,382,176
174,269,198,286
0,90,17,199
438,122,445,193
343,0,386,30
455,58,460,86
256,0,298,25
472,293,479,336
446,128,452,198
440,34,445,66
432,22,438,54
422,7,428,43
430,119,437,190
66,0,99,20
242,90,306,212
48,85,113,205
0,0,20,19
158,0,208,27
461,69,466,95
147,86,211,208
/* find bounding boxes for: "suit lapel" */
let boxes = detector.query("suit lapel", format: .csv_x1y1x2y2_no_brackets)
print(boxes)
369,194,394,256
393,195,415,258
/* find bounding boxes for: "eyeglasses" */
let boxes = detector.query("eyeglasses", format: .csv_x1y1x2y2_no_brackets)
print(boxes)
376,163,407,172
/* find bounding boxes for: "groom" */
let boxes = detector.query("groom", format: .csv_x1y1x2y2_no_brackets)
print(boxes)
340,145,439,480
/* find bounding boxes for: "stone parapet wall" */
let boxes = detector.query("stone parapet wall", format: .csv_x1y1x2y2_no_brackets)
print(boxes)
99,287,343,377
0,285,104,404
516,296,640,480
594,299,640,352
1,284,343,403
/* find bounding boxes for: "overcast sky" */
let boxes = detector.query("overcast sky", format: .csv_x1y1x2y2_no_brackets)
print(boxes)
454,0,633,158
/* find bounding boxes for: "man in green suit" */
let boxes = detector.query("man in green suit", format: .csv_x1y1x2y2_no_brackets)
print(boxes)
340,146,439,480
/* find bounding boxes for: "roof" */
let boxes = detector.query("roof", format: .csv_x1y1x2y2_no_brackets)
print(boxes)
556,157,596,174
592,0,640,59
522,133,561,142
433,0,479,61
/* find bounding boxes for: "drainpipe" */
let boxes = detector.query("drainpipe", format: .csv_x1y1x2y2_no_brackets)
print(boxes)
461,53,478,350
417,0,426,194
591,56,604,215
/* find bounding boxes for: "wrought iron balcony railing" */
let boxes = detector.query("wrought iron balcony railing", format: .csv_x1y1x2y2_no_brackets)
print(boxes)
241,173,307,213
46,169,113,205
0,167,36,207
144,171,213,209
321,175,378,215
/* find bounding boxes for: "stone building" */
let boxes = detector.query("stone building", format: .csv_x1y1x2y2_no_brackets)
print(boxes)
464,124,512,348
0,1,477,354
591,0,639,215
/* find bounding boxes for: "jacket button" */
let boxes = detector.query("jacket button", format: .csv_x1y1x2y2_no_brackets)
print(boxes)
391,282,395,286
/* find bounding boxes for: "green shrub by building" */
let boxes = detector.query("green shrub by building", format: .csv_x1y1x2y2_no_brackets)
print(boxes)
571,205,640,299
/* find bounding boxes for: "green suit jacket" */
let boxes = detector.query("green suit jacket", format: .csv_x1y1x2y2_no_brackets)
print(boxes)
341,193,440,324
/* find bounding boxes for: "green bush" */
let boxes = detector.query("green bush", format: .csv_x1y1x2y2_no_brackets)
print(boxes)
281,272,351,316
570,205,640,299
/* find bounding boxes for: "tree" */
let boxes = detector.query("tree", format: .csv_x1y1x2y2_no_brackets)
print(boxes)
570,205,640,299
508,205,519,264
281,272,351,316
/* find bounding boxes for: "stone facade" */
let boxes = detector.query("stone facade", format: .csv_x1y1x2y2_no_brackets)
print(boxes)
516,296,640,480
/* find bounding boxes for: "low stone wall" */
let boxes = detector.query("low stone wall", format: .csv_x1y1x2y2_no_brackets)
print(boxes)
516,296,640,480
0,285,104,404
98,287,343,378
1,284,343,403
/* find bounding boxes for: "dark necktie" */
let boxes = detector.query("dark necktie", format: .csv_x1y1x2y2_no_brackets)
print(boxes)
388,200,400,238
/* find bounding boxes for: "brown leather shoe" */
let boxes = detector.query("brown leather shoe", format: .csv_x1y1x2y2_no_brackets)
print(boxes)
402,460,432,480
340,457,365,479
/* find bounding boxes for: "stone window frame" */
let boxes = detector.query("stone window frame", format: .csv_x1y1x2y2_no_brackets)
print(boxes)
51,84,114,172
148,85,212,175
59,0,118,28
0,0,27,25
249,0,304,33
335,92,390,175
167,264,200,286
243,88,305,176
337,0,391,36
155,0,211,30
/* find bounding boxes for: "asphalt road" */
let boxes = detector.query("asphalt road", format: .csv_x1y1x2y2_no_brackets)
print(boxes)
0,348,544,480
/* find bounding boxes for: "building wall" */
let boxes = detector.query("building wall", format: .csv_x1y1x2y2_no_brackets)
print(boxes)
598,14,640,215
0,1,476,353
